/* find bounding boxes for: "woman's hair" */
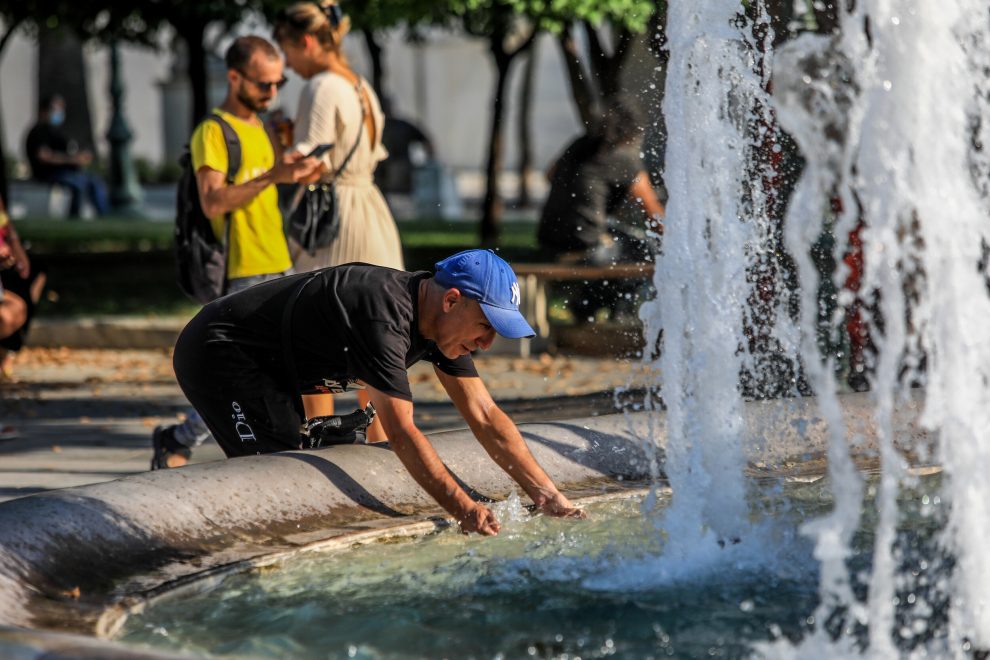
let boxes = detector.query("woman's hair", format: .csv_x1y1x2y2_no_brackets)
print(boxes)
273,1,351,56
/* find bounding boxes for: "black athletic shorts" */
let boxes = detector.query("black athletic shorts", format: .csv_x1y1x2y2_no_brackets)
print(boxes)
172,311,303,458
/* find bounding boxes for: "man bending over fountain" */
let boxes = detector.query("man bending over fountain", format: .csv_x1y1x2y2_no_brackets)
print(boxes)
159,249,583,534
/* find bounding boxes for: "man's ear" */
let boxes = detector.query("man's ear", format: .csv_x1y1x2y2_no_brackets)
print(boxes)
442,288,462,312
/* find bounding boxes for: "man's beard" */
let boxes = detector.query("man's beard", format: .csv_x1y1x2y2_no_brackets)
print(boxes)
237,89,271,113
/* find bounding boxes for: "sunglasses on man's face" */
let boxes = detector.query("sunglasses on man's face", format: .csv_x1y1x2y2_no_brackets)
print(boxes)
238,70,288,92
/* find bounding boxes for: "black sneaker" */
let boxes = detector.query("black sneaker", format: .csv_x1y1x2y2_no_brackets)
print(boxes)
150,425,191,470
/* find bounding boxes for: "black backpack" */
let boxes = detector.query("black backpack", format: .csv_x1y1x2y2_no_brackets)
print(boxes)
174,114,241,304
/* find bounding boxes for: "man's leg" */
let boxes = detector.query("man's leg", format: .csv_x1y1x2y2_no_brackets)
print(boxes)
85,174,110,215
151,270,294,469
151,409,212,470
49,171,86,218
182,386,304,458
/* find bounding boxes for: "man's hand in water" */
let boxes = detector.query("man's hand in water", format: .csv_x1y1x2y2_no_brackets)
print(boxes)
535,491,587,519
458,502,501,536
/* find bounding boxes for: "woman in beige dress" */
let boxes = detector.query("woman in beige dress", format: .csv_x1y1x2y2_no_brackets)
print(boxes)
274,1,404,273
274,1,404,439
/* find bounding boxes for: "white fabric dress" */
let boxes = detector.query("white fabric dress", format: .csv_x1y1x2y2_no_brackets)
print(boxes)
290,71,404,271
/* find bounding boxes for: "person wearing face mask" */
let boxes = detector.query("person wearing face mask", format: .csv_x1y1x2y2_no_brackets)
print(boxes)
25,95,110,218
166,249,585,535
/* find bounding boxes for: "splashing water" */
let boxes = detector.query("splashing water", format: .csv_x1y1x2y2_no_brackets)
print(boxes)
651,0,990,655
643,0,770,563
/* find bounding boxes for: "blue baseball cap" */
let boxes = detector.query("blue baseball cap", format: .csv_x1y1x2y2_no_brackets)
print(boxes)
434,249,535,339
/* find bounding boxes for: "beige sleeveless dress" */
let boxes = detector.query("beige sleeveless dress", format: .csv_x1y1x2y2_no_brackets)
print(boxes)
289,71,404,271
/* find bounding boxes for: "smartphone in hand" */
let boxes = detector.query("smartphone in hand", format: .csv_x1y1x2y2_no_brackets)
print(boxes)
306,143,334,158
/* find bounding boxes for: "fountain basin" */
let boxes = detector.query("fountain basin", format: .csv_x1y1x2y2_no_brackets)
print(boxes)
0,392,930,656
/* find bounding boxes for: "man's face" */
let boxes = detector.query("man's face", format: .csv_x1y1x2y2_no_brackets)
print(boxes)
233,53,284,113
434,291,497,360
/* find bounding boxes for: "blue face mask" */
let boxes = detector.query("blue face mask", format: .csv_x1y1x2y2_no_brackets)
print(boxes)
49,109,65,126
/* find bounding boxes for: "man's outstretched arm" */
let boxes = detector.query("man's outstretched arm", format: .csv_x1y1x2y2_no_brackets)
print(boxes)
434,368,584,518
365,384,501,536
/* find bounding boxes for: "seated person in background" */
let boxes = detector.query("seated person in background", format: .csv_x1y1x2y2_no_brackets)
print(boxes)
537,94,665,321
25,94,110,218
0,196,46,383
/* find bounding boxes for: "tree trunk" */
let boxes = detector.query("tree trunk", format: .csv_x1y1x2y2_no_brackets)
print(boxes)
362,30,389,111
184,21,209,126
480,50,513,246
583,22,633,99
515,39,538,209
38,26,95,153
557,28,598,127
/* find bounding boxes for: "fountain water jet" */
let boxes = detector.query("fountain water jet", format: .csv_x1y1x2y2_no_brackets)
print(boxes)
658,0,990,654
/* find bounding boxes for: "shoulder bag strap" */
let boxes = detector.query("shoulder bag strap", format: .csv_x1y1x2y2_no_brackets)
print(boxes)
328,83,367,182
209,113,242,294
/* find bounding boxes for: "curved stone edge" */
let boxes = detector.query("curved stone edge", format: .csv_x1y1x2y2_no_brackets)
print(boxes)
0,489,655,660
0,392,932,643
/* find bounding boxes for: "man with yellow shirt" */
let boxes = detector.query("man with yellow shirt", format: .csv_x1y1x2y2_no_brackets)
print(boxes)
152,35,320,469
193,34,318,290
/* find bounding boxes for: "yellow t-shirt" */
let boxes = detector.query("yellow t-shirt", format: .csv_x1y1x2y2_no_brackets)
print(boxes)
190,110,292,279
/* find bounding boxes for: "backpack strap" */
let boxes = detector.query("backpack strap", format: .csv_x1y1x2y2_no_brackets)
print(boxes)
208,113,242,185
206,113,241,293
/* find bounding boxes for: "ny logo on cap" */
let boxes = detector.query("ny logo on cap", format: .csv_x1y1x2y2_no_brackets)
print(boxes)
510,282,521,307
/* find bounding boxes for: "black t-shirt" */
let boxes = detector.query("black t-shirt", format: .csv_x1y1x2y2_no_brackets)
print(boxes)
538,135,642,252
199,264,478,401
25,122,73,181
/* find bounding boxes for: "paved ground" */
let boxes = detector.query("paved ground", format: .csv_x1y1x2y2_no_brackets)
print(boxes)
0,347,657,503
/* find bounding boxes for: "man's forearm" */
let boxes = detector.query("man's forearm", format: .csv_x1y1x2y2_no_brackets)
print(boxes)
202,170,276,218
472,407,561,506
389,428,476,516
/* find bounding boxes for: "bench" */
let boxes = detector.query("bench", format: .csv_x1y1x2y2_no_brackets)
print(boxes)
511,262,655,356
6,180,94,219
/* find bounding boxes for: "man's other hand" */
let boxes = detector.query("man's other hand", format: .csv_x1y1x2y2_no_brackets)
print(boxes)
538,493,587,519
272,152,321,184
458,502,501,536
